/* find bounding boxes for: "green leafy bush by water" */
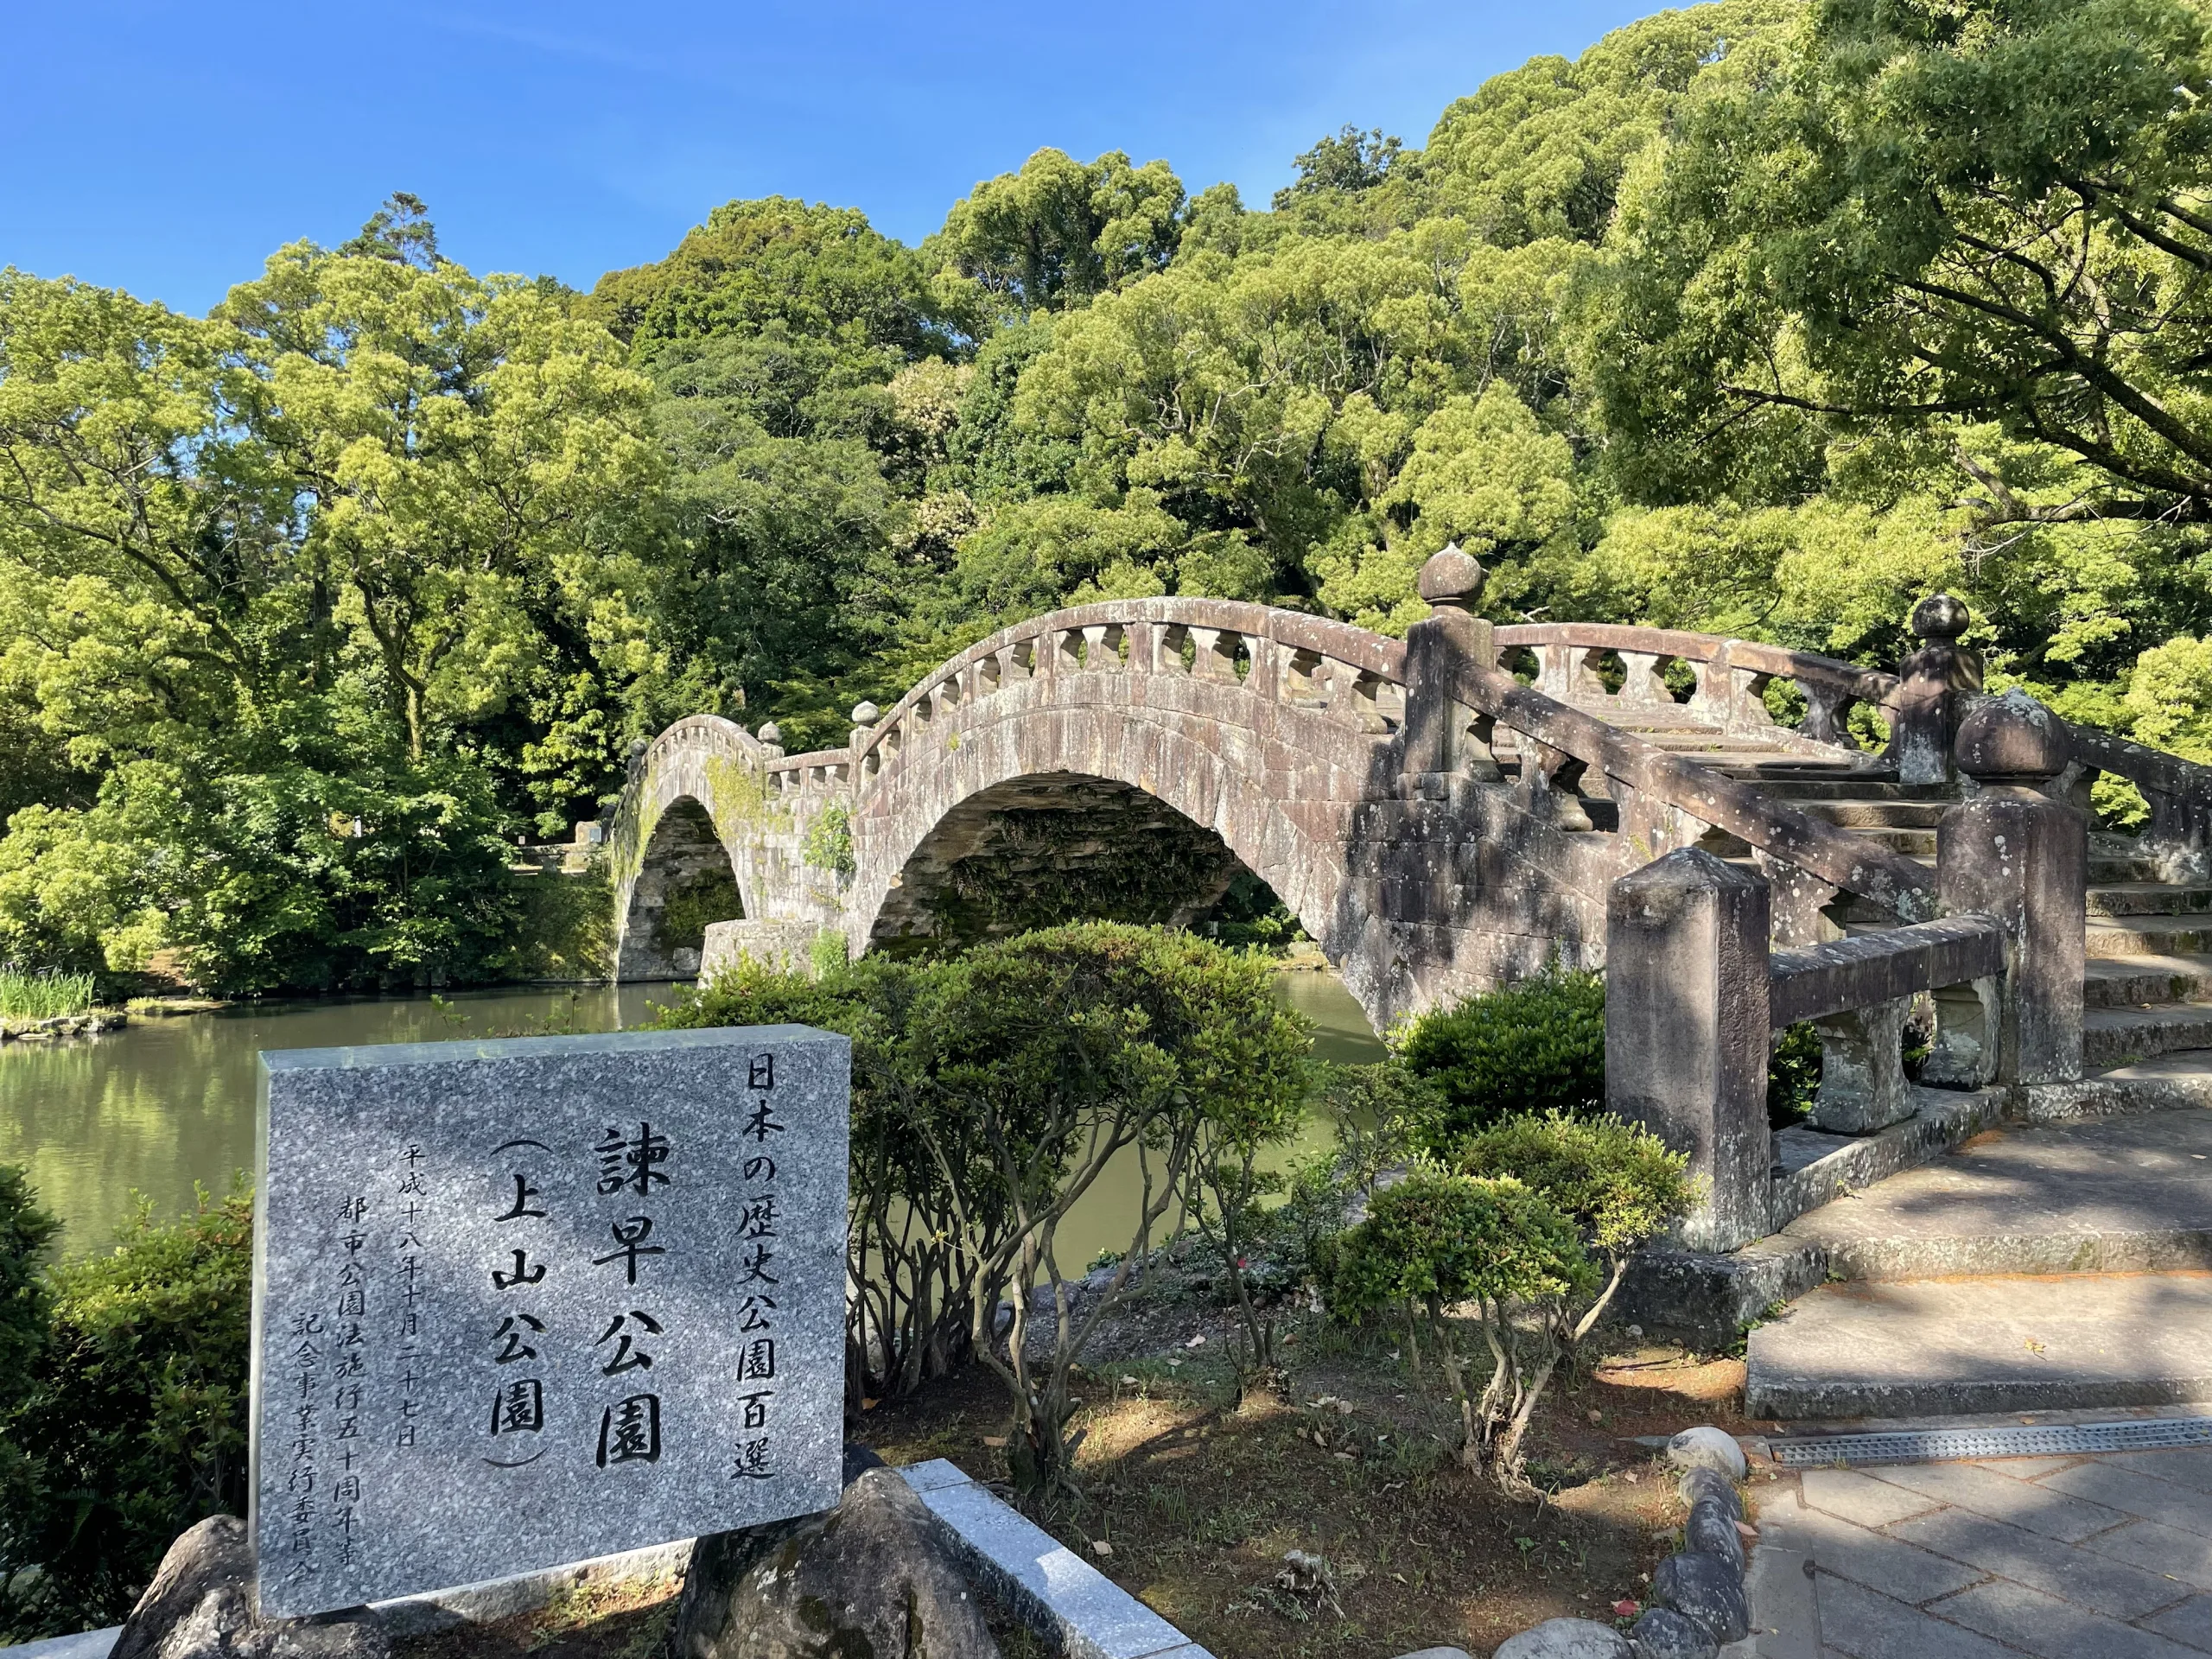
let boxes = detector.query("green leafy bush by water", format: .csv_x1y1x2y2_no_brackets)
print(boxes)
1397,969,1607,1137
0,1182,251,1637
0,969,97,1022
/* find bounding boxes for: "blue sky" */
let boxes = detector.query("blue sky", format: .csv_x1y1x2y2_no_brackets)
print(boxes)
5,1,1660,315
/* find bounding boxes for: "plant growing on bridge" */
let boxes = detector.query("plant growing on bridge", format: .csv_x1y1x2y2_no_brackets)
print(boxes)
800,801,855,880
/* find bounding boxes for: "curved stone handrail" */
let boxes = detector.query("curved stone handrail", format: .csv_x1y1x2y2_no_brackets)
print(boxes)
818,595,1936,921
1440,654,1939,921
847,597,1409,798
1495,618,2212,878
1496,621,1898,750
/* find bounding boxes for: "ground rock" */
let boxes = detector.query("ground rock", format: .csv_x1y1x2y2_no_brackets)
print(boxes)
1492,1618,1636,1659
1651,1550,1750,1645
1664,1427,1747,1480
1683,1494,1746,1573
1675,1466,1742,1518
669,1464,998,1658
1628,1606,1719,1659
110,1516,389,1659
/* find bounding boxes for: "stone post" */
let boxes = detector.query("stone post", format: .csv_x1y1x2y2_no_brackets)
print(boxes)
1606,848,1773,1252
1808,999,1915,1132
848,701,880,757
1937,690,2086,1084
1400,544,1498,802
1891,593,1984,786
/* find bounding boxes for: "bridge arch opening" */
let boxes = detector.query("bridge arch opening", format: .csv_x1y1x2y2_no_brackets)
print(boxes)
618,797,745,980
865,773,1296,953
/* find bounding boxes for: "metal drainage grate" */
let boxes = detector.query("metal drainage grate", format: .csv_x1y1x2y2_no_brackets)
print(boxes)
1768,1417,2212,1468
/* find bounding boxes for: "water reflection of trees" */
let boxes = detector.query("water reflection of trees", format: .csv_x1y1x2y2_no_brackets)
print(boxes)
0,987,671,1251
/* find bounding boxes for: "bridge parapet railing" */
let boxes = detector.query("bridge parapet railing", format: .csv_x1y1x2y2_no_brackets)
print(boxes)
1494,622,1897,753
1603,693,2086,1252
846,597,1414,791
832,578,1944,929
1408,599,1942,926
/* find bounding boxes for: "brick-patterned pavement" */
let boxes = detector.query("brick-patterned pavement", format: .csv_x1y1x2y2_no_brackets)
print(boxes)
1745,1446,2212,1656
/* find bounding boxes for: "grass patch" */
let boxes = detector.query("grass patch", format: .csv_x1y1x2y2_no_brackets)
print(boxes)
0,968,97,1022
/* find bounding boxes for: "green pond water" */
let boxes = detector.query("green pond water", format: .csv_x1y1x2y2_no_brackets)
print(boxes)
0,970,1384,1261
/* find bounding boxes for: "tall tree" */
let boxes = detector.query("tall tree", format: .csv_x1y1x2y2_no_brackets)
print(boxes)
931,149,1186,316
1598,0,2212,524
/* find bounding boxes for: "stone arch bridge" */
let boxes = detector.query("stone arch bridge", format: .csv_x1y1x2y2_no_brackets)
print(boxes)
611,552,2212,1422
607,552,2212,1033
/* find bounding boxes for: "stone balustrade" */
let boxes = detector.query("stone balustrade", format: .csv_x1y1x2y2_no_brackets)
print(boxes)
844,599,1411,797
1604,690,2086,1252
1495,621,1897,753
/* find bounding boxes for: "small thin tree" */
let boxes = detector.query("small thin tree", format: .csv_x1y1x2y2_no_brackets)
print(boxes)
1321,1111,1690,1495
912,925,1312,1498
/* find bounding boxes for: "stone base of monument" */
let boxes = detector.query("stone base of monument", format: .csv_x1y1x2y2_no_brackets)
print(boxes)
53,1448,1223,1659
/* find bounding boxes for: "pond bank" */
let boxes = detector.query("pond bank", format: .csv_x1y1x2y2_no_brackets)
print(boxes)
0,969,1382,1255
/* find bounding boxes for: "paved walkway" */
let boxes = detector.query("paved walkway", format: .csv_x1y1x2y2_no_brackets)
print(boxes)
1747,1446,2212,1656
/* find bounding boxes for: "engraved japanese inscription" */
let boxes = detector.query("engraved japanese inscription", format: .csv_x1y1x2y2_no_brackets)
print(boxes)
251,1025,849,1618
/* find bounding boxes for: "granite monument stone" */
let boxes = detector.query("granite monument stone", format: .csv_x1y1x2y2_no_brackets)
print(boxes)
251,1026,849,1618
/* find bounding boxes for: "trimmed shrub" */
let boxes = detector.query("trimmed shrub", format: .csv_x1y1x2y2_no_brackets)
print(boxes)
1397,969,1605,1140
0,1185,252,1637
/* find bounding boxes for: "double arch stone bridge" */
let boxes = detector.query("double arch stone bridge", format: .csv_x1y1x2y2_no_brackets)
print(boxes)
612,551,2212,1402
607,552,2212,1036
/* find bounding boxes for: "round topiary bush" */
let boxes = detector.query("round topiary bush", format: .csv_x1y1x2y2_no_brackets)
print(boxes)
1397,969,1605,1142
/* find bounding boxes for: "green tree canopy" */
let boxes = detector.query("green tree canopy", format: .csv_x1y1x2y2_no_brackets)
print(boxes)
931,148,1187,315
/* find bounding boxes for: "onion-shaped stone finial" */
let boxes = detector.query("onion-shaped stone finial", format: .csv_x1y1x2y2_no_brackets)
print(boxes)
1417,543,1486,612
1953,688,2069,787
850,701,881,727
1912,591,1971,641
757,721,782,747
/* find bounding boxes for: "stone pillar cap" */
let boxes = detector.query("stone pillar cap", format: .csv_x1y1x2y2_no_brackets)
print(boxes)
1417,543,1485,611
1912,591,1971,640
850,701,881,726
757,721,782,747
1954,688,2069,786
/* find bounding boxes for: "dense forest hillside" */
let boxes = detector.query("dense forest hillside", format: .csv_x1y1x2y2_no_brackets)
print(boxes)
4,0,2210,991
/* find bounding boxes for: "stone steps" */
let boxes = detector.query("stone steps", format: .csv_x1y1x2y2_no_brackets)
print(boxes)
2088,881,2212,918
1779,1107,2212,1281
1796,799,1948,828
2092,854,2164,882
2083,952,2212,1007
1744,1269,2212,1419
2085,1002,2212,1068
2086,916,2212,958
1633,747,2212,1421
1726,776,1917,800
1745,1106,2212,1418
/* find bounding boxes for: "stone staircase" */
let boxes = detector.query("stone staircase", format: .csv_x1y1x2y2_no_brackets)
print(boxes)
1570,700,2212,1421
